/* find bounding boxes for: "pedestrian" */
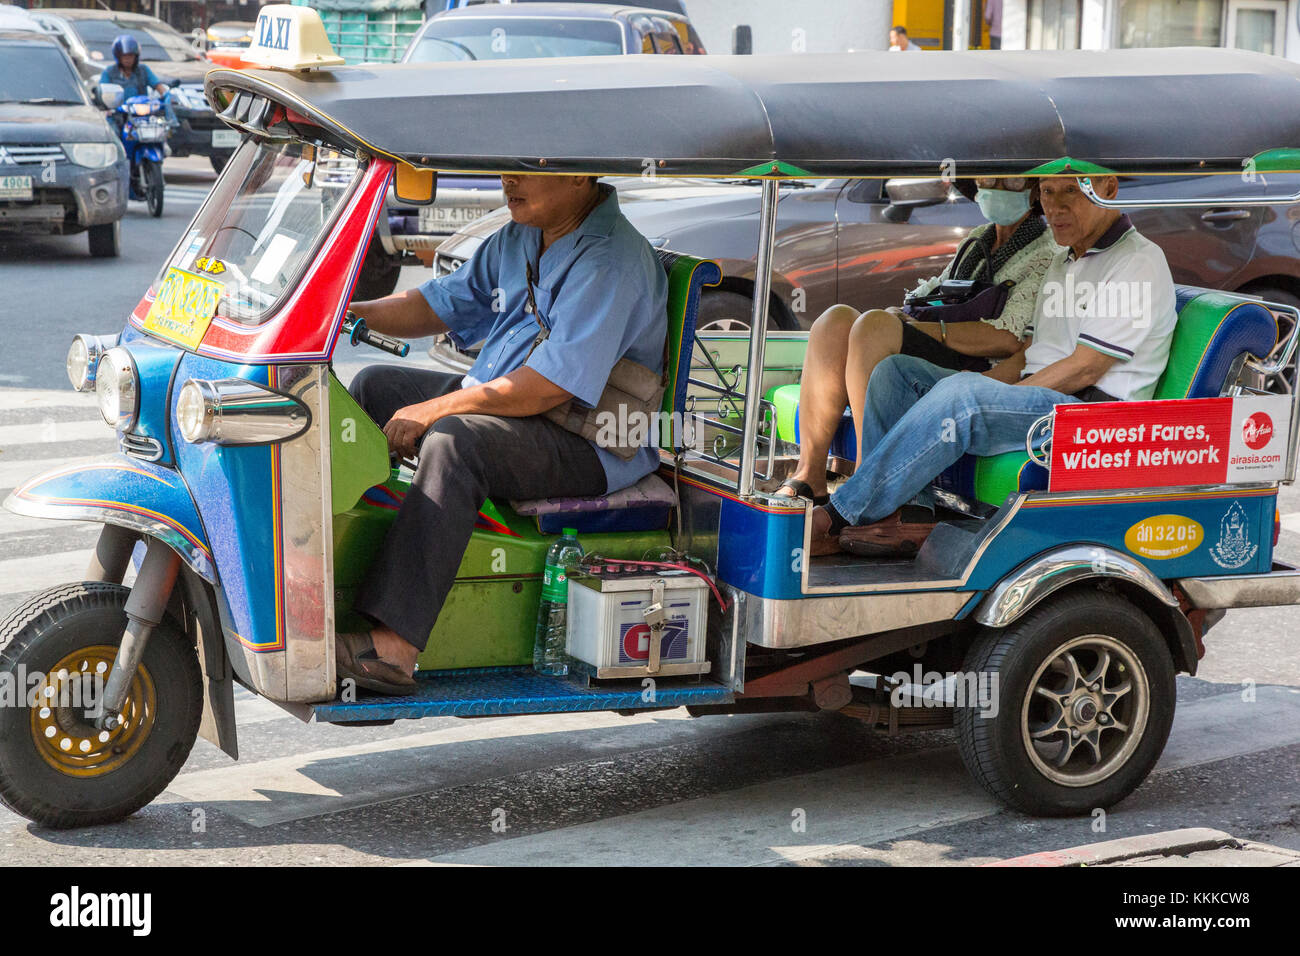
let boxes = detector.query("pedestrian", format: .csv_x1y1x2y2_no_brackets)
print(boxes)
889,25,921,51
984,0,1003,49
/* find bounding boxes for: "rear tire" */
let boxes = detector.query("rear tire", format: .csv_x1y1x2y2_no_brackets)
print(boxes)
209,153,229,175
954,590,1176,816
351,230,402,301
696,290,782,332
0,582,202,829
143,160,164,218
87,221,120,258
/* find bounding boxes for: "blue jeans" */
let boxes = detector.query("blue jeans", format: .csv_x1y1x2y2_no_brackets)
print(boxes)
828,355,1081,525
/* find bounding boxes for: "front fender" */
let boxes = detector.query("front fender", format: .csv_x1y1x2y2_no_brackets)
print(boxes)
3,454,213,582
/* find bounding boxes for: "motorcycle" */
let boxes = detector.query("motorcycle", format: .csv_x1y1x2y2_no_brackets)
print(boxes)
114,91,171,218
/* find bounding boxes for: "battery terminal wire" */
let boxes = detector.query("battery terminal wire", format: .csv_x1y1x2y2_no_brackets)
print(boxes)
576,552,731,613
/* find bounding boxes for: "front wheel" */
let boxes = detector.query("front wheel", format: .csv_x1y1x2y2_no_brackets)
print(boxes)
0,582,202,828
954,590,1176,816
87,220,120,258
143,159,164,218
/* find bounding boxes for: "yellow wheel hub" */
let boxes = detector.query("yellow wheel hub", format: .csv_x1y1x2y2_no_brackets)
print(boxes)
29,645,156,778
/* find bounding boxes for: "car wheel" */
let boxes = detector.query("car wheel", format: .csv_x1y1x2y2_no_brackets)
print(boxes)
87,221,121,258
210,153,228,175
696,290,781,332
351,231,403,301
954,590,1176,817
1240,285,1299,392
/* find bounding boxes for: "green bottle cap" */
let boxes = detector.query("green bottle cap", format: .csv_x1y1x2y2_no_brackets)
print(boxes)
563,527,577,536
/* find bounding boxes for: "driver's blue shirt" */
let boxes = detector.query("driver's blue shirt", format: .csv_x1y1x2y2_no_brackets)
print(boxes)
418,184,668,493
99,62,161,99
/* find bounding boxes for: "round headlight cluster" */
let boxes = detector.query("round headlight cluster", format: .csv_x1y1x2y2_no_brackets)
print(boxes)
66,334,113,392
176,380,216,443
95,347,140,431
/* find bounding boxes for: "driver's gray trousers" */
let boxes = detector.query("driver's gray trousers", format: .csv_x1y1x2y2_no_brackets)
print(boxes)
348,365,607,650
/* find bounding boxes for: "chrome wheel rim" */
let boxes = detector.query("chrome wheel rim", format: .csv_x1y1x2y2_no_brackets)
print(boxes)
1020,634,1150,788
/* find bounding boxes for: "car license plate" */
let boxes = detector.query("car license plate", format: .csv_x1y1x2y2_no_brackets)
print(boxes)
143,267,223,350
0,176,33,201
419,204,491,232
211,129,241,148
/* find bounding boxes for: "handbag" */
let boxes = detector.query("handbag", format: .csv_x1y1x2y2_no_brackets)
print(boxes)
901,232,1016,324
524,262,666,461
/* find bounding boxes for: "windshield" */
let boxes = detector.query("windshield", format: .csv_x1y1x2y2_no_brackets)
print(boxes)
406,17,623,62
71,18,202,62
156,140,361,326
0,45,86,104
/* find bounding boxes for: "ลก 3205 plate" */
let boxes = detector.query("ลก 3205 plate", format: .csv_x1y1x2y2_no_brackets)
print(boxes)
142,267,223,349
0,175,33,201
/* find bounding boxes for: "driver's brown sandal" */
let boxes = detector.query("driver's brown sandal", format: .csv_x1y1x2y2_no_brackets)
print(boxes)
335,631,416,696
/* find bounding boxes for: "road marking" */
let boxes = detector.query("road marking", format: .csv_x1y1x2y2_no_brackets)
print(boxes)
0,390,96,411
1281,511,1300,534
0,547,94,597
418,686,1300,867
0,420,114,446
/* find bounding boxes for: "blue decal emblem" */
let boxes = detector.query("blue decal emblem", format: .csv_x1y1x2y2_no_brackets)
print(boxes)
1209,500,1258,570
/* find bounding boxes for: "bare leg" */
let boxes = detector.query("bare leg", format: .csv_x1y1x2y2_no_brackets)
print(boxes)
845,309,905,467
779,304,858,497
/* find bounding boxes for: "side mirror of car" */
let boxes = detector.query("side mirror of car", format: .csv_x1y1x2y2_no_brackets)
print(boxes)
882,177,954,223
96,83,124,111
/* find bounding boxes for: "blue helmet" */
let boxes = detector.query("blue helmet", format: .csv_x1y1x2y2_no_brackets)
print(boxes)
111,34,140,62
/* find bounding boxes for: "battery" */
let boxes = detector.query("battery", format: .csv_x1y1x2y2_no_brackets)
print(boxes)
566,568,710,679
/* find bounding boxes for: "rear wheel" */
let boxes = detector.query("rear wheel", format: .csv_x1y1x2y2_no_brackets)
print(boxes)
143,159,164,218
955,590,1176,816
696,290,784,332
87,221,120,258
0,582,202,828
351,230,403,301
1240,284,1299,392
209,152,229,175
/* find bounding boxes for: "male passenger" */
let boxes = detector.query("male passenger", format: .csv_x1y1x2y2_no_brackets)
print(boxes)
812,165,1178,556
340,174,667,693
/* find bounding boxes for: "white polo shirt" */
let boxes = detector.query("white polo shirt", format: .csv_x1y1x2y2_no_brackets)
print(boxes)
1022,215,1177,401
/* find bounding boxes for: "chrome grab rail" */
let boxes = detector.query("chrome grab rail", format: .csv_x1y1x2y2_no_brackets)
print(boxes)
1078,175,1300,209
1026,412,1054,467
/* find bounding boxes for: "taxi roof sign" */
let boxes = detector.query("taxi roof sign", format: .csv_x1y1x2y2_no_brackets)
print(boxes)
243,5,345,71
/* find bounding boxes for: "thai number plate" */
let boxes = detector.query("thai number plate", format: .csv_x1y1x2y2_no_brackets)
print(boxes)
211,128,241,148
418,203,491,232
143,267,223,349
0,176,33,201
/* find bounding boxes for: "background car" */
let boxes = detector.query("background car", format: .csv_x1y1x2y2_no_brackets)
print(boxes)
28,8,236,173
0,29,127,257
356,2,706,298
424,172,1300,363
205,20,256,50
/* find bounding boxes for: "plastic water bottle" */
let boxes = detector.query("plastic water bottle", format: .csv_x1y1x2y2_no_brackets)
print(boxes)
533,528,583,676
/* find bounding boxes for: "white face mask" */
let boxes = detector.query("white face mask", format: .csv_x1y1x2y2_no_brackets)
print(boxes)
976,187,1032,226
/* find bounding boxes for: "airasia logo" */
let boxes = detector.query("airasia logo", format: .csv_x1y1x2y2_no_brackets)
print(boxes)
1243,412,1274,450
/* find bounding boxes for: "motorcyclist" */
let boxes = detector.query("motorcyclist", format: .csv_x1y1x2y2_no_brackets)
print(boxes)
100,34,176,129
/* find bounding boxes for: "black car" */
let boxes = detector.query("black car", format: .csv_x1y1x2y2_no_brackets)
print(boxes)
0,29,127,257
29,8,236,172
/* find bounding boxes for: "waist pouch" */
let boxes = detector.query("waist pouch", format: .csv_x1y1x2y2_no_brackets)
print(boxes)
902,277,1016,324
543,357,665,461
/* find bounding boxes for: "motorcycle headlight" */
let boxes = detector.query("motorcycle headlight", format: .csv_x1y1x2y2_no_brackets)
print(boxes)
62,142,119,169
95,347,140,432
66,334,114,392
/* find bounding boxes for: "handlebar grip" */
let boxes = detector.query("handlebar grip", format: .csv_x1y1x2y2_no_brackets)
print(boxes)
343,313,410,357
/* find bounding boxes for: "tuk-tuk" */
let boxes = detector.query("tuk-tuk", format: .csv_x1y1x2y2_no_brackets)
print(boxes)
4,6,1300,828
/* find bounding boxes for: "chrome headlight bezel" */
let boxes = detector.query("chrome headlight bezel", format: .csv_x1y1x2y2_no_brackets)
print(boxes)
177,378,310,445
95,347,140,432
176,379,217,443
66,333,115,392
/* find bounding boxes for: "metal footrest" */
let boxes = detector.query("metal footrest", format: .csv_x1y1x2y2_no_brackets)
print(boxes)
313,665,732,723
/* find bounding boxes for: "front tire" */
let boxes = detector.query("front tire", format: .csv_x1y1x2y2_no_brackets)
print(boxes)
955,590,1176,816
143,159,164,218
351,230,402,301
0,582,202,829
87,220,120,258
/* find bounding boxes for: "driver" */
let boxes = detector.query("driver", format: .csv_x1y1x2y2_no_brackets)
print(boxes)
100,34,175,128
340,174,668,695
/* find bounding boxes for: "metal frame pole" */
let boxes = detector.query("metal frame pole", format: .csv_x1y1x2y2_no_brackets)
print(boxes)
737,178,780,497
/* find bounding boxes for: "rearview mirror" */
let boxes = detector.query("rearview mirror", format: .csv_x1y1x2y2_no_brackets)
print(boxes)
883,177,954,223
96,83,124,111
394,163,437,205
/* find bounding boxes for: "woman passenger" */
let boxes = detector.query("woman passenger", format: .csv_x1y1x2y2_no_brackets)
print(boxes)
775,176,1059,504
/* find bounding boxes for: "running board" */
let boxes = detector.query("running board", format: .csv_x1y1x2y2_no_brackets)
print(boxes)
312,665,733,723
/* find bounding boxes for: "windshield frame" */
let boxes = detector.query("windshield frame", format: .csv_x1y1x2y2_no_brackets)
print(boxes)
152,136,365,331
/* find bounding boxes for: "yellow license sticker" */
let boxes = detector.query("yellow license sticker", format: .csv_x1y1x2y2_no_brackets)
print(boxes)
1125,515,1204,560
143,267,222,349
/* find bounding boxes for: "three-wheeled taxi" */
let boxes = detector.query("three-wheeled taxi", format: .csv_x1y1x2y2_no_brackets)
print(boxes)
5,7,1300,828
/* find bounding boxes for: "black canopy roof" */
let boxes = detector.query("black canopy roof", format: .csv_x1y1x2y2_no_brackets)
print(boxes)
205,48,1300,177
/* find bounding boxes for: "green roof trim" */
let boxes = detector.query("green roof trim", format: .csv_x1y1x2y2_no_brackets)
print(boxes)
737,160,815,177
1022,156,1119,176
1249,148,1300,173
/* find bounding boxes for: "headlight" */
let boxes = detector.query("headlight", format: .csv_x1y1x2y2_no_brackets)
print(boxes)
62,142,119,169
95,348,139,431
66,334,114,392
170,86,210,111
177,378,310,445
